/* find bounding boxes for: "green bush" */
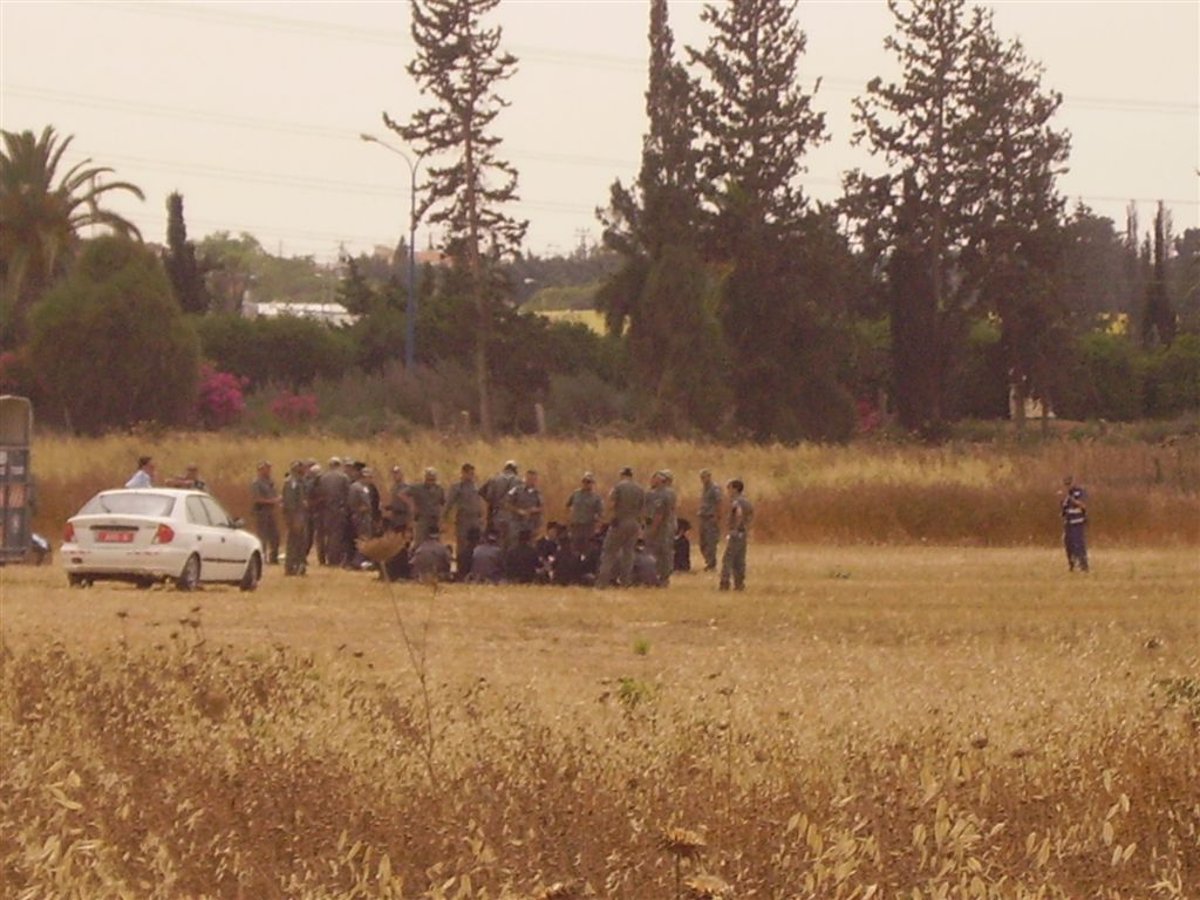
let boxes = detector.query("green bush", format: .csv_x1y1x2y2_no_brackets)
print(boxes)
194,314,354,389
30,237,199,434
1143,334,1200,418
1056,332,1143,421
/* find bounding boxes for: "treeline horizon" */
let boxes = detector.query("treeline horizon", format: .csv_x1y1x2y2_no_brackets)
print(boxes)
2,0,1197,442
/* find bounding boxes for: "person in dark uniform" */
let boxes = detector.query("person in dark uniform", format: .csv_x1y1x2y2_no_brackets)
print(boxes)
251,461,281,565
503,529,540,584
1061,474,1089,572
674,518,692,572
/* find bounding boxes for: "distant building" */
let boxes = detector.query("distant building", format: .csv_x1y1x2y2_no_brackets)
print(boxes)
243,301,357,327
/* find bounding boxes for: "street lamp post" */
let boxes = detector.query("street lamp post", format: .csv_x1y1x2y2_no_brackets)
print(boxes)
360,133,427,370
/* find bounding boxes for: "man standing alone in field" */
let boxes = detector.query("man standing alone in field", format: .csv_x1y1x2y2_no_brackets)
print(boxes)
719,479,753,591
595,466,645,588
251,461,281,565
697,469,722,572
1061,474,1089,572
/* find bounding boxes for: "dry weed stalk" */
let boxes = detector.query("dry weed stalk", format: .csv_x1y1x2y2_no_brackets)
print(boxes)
683,873,733,899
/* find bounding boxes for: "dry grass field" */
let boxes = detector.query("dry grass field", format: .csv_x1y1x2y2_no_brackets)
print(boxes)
2,544,1197,898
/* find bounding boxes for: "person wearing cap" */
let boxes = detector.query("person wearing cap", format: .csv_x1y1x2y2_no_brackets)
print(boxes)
316,456,351,566
595,466,645,588
444,463,484,579
719,479,754,591
408,467,446,546
566,471,603,554
505,469,545,550
697,469,723,572
251,461,281,565
125,456,155,489
482,460,521,544
282,460,310,576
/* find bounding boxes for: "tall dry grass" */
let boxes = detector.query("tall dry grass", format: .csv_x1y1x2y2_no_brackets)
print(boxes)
31,432,1200,545
2,547,1198,897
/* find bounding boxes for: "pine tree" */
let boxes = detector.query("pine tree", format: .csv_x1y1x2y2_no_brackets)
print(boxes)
687,0,842,441
964,22,1070,426
387,0,527,436
846,0,1070,435
1142,202,1177,347
163,192,208,315
598,0,728,431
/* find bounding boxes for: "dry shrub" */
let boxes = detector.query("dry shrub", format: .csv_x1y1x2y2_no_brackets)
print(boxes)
3,571,1197,898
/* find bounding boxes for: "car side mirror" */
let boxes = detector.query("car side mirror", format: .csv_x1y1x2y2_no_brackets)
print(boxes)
230,517,245,529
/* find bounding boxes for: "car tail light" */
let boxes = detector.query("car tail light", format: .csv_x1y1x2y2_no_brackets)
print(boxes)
153,524,175,544
63,522,75,542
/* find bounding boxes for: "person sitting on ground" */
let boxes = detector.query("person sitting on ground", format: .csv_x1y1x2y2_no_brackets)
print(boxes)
504,529,540,584
536,522,563,583
467,529,503,583
410,525,452,584
631,539,660,587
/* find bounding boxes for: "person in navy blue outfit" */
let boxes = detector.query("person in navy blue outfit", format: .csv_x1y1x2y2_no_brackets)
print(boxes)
1061,475,1089,572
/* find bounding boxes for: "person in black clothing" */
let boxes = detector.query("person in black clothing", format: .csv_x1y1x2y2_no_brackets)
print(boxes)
674,518,692,572
504,529,540,584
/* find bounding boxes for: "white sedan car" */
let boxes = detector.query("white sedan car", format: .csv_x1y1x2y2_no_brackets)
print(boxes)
61,489,263,591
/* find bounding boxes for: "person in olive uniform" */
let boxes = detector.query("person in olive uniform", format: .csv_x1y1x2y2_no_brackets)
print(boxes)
316,457,351,566
444,462,484,579
281,460,310,576
718,479,754,591
595,467,645,588
482,460,521,549
566,472,603,554
697,468,722,572
251,461,281,565
506,469,545,547
408,467,446,546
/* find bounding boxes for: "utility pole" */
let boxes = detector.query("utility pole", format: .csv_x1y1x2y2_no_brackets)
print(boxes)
360,133,427,370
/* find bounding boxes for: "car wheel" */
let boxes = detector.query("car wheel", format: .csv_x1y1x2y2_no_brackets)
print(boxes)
176,554,201,592
135,577,155,590
68,573,91,588
239,553,262,592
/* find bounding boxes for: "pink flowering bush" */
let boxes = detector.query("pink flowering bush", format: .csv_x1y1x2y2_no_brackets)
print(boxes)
270,391,319,426
196,363,247,429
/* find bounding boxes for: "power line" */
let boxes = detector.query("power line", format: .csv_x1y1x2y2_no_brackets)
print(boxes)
86,1,1200,114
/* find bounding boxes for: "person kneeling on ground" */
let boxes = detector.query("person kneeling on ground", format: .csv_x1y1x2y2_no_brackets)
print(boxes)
411,526,452,584
631,539,660,587
467,530,503,584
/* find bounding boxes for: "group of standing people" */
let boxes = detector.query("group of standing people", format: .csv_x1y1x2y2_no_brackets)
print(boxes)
245,457,755,589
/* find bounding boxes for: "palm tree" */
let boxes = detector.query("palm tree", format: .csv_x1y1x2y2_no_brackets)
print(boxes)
0,126,145,348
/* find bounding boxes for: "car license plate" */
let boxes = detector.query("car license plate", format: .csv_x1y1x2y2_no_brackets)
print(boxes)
97,531,135,543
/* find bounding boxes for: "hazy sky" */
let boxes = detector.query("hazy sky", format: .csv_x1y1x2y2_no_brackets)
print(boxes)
2,1,1197,263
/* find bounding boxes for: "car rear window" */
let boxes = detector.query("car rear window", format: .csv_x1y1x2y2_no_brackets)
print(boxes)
81,493,176,518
